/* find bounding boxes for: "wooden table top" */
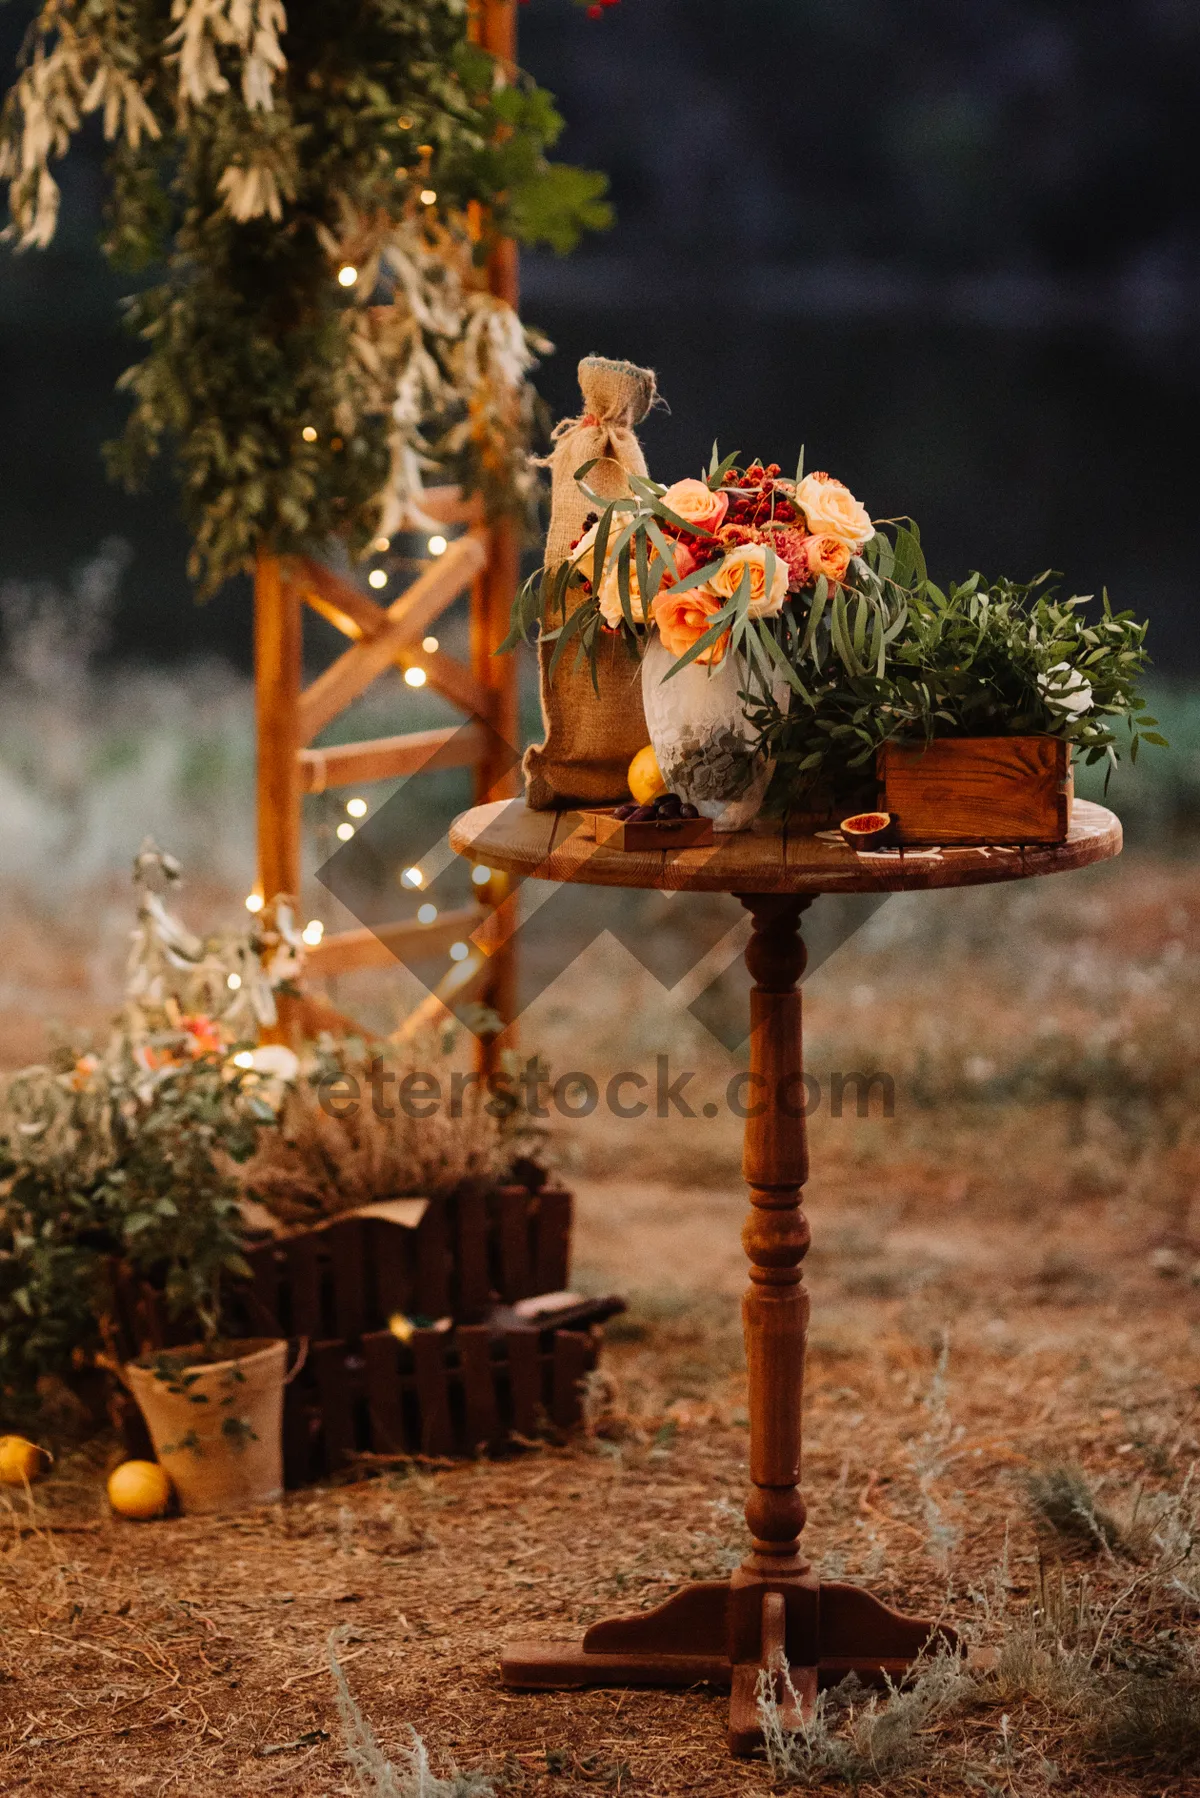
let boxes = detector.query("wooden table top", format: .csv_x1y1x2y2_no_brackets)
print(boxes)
448,799,1121,896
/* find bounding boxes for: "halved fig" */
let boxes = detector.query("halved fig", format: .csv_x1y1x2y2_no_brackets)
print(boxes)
839,811,894,849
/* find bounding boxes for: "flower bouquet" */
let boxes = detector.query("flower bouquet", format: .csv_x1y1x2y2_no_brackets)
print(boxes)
507,448,891,828
507,440,1158,836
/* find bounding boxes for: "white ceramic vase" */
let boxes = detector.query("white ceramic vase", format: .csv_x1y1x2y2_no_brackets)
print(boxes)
640,635,787,832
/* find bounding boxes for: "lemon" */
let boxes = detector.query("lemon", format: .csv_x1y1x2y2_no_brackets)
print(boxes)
0,1435,50,1486
107,1460,173,1521
627,744,667,805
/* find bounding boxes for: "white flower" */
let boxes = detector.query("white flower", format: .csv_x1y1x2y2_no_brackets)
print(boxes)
794,472,874,551
243,1044,300,1080
597,558,654,629
1037,661,1094,717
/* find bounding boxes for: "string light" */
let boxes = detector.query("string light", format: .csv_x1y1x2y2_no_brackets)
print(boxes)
227,972,242,990
346,797,368,818
404,666,426,687
336,821,355,841
402,866,423,887
449,942,470,962
368,568,388,589
397,116,413,130
372,536,390,552
417,903,438,924
337,264,358,287
244,892,264,913
419,189,437,206
232,1050,254,1069
427,534,448,557
471,865,492,886
301,919,325,946
301,426,318,443
421,635,439,653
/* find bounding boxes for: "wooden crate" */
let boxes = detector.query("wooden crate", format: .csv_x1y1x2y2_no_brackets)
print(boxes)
879,736,1072,844
240,1174,573,1339
280,1296,624,1482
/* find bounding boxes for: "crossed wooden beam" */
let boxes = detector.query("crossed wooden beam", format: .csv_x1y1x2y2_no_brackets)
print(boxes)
254,483,520,1045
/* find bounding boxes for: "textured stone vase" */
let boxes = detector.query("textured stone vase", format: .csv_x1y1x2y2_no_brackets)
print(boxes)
640,636,787,832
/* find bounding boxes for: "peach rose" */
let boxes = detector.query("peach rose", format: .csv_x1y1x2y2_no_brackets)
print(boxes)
794,472,874,550
798,534,851,587
708,541,789,618
660,477,730,535
651,586,730,666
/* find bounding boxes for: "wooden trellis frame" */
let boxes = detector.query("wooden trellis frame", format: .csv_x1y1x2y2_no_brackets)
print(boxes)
254,0,521,1048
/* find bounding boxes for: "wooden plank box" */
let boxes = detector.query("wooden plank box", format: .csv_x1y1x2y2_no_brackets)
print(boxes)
279,1293,626,1483
580,809,714,851
879,736,1073,845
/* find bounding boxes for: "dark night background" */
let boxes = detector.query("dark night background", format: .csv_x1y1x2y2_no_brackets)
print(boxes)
1,0,1198,670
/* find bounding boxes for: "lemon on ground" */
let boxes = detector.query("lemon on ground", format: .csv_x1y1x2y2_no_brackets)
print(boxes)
0,1435,50,1486
628,744,667,805
107,1459,173,1520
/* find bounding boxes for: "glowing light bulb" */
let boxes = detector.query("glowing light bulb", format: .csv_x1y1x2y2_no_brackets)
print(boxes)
427,534,448,557
337,264,358,287
397,116,413,131
301,426,318,443
420,189,437,206
402,866,423,888
404,666,427,688
417,903,438,924
245,892,264,913
337,821,355,841
368,568,388,589
232,1050,254,1069
227,972,242,991
421,635,439,653
372,536,390,553
346,797,368,818
449,941,470,962
471,865,492,886
301,919,324,946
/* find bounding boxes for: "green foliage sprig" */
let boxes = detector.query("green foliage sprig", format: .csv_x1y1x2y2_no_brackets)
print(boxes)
748,549,1159,812
1,1,611,593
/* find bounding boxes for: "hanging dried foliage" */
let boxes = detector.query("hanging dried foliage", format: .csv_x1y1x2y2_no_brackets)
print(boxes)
0,1,611,592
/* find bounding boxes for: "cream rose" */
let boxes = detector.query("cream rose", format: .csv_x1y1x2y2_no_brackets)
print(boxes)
568,520,603,584
794,472,874,550
708,541,789,618
660,477,730,534
597,558,653,629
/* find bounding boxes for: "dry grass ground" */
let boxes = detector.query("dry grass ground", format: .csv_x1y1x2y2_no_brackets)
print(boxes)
3,851,1200,1794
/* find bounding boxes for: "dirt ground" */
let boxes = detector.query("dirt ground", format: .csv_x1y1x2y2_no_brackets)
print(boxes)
3,854,1200,1794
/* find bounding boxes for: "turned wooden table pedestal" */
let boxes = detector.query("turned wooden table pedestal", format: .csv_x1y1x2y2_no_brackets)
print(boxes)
448,799,1122,1755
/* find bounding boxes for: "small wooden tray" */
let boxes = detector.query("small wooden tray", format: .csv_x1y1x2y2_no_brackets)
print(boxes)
580,809,715,851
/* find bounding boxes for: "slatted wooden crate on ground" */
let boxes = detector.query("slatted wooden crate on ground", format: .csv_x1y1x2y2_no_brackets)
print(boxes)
281,1295,624,1484
242,1174,574,1338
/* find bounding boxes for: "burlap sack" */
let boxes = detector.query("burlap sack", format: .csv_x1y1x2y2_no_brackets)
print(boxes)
522,356,658,810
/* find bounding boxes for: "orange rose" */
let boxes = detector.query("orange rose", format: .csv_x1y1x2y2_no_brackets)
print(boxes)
180,1015,224,1057
799,534,851,587
651,586,730,666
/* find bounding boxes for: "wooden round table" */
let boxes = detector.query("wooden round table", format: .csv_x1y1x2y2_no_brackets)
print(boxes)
448,798,1122,1755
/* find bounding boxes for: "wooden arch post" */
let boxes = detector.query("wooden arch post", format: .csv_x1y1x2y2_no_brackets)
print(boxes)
253,0,522,1050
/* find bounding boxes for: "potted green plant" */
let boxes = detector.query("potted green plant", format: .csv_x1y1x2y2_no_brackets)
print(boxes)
0,844,296,1509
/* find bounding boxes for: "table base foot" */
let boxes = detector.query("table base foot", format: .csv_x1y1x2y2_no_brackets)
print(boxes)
501,1574,955,1757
